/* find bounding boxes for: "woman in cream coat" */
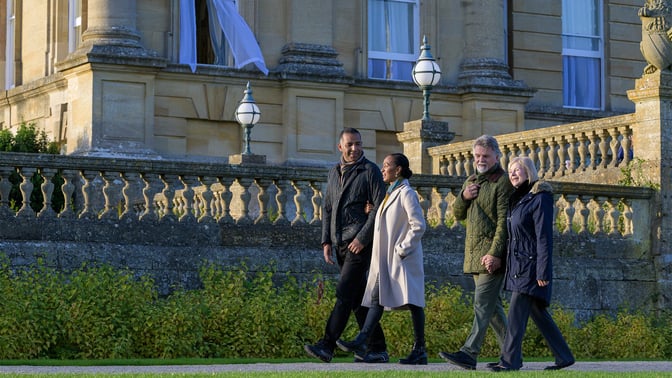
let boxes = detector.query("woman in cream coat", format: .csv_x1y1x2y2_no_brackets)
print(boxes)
336,153,427,365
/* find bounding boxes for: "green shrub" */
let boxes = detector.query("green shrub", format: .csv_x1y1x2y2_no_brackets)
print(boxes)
0,259,670,360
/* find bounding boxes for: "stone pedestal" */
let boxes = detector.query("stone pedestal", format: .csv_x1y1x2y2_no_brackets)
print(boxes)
397,119,454,175
229,154,267,165
627,70,672,310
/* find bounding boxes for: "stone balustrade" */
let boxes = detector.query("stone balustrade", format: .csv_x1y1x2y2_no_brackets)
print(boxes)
428,113,635,179
0,151,653,239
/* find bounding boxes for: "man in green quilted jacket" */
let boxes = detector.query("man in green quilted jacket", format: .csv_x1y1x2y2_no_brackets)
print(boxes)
439,135,514,370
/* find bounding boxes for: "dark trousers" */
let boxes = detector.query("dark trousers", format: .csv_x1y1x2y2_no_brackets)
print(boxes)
322,243,386,352
500,291,574,369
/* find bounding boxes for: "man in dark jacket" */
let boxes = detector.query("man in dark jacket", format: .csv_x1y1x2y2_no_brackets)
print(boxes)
439,135,514,370
304,127,388,363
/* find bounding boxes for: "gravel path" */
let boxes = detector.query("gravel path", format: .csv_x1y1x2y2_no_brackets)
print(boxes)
1,361,671,374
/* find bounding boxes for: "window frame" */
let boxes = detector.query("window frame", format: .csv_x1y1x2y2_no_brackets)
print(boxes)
561,0,605,110
366,0,420,82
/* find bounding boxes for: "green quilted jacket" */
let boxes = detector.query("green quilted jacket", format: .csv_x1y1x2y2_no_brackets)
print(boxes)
452,164,514,274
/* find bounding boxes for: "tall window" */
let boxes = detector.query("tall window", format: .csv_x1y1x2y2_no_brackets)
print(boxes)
368,0,419,81
68,0,83,53
562,0,603,110
179,0,267,74
196,0,232,65
5,0,16,89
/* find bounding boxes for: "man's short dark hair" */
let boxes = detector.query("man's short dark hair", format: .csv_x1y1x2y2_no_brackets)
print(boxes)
340,127,361,139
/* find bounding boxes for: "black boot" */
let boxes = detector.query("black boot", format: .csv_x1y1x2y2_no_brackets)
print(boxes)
336,332,368,355
399,343,427,365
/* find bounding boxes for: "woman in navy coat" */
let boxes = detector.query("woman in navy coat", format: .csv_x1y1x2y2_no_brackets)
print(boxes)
489,156,574,372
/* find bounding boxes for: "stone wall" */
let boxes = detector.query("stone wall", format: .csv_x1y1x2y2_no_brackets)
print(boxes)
0,213,652,322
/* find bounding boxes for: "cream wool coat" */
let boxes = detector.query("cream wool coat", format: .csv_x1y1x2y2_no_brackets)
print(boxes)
362,179,426,309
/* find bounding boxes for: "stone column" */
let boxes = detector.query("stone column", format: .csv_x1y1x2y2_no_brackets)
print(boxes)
627,70,672,311
55,0,166,157
276,0,344,77
58,0,165,67
397,119,454,175
457,0,534,138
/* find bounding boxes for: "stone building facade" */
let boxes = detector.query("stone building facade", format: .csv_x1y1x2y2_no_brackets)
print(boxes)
0,0,646,168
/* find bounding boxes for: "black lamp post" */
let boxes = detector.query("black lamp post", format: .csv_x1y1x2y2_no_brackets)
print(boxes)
234,82,261,155
412,35,441,121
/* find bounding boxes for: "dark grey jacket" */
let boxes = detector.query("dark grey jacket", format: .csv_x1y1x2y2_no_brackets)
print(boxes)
321,157,386,247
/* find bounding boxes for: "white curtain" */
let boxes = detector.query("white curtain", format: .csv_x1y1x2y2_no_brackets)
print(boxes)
368,0,413,54
367,0,414,80
179,0,268,75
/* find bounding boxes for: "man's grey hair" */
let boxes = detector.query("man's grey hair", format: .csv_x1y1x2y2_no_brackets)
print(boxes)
473,134,502,158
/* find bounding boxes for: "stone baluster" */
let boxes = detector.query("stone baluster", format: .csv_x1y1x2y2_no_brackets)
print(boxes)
254,178,273,224
464,152,474,177
448,187,464,230
608,127,620,168
216,177,235,224
0,167,14,216
562,194,577,234
447,155,457,176
526,141,538,165
454,154,464,177
139,173,161,222
197,176,216,223
272,179,291,226
588,132,599,170
58,169,77,218
159,174,179,222
435,187,451,229
439,156,449,176
415,186,432,221
537,140,548,177
309,180,323,225
99,171,121,220
622,201,633,236
500,144,511,170
291,180,310,226
178,175,198,223
79,170,99,219
546,138,558,179
235,177,253,225
557,136,568,176
620,126,633,166
119,172,140,221
607,198,622,236
16,167,36,218
576,195,590,235
566,134,578,173
577,133,588,171
37,168,58,218
598,130,610,168
592,197,606,235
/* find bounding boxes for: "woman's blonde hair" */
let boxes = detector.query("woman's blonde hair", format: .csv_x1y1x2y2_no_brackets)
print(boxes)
508,156,538,183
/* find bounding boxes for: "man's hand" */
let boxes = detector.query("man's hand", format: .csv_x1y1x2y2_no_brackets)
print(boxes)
323,244,335,265
481,255,501,274
348,238,365,254
462,183,481,200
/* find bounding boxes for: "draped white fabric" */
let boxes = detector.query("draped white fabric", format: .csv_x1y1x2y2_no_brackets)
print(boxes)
178,0,268,75
179,0,198,72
